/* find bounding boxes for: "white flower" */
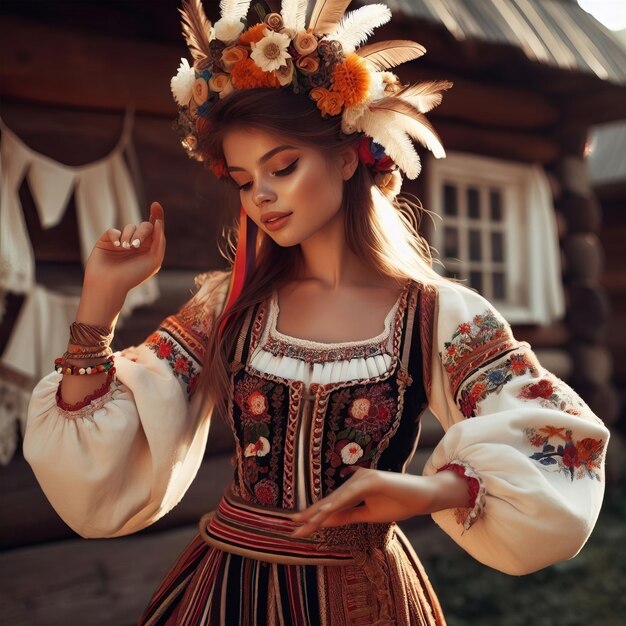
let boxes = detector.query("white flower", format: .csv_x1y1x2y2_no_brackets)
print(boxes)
340,442,364,465
244,437,271,457
250,30,291,72
170,58,196,106
214,17,245,43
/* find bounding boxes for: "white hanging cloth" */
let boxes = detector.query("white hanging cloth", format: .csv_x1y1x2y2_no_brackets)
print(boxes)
0,110,159,465
0,285,81,464
0,110,158,318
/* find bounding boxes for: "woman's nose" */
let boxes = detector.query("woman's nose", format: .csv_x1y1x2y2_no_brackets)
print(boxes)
253,182,277,207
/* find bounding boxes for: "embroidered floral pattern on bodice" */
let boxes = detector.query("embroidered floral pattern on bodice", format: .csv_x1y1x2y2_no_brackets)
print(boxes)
323,382,399,490
232,372,291,506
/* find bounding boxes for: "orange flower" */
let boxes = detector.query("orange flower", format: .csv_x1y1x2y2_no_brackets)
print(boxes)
539,425,568,440
469,382,487,402
310,86,344,117
230,58,280,89
221,45,249,71
239,23,267,45
331,53,371,107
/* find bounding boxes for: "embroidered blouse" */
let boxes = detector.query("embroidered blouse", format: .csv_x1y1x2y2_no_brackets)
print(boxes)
23,270,609,575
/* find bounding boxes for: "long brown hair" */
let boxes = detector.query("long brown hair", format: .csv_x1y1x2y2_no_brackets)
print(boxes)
195,88,445,419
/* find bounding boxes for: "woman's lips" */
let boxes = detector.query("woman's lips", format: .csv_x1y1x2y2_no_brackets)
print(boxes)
262,211,293,231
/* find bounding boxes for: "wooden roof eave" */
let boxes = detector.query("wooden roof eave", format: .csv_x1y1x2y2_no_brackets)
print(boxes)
377,9,626,127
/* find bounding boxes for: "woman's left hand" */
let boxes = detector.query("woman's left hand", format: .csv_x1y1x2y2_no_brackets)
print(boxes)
288,467,448,537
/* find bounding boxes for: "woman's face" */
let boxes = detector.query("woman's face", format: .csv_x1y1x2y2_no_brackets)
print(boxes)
222,128,354,247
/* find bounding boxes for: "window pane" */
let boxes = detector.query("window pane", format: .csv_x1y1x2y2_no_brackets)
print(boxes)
490,189,503,221
444,227,459,257
469,229,482,261
491,231,504,262
493,272,506,300
470,271,483,293
443,184,458,216
468,187,480,219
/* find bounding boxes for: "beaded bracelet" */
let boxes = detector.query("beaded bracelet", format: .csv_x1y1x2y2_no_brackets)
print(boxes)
55,356,115,376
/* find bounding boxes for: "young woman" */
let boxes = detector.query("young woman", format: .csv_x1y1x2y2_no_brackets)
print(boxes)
24,2,609,625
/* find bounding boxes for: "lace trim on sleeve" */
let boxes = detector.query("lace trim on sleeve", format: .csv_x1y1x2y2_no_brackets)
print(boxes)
55,375,121,422
437,460,486,531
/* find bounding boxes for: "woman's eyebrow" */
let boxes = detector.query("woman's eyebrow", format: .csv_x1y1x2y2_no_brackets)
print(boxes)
227,145,297,172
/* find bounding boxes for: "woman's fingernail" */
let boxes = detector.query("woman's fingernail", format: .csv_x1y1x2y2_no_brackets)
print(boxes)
113,240,121,247
132,238,141,248
122,241,131,249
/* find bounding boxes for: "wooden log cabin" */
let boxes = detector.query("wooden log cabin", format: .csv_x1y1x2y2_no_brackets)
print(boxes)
1,1,625,623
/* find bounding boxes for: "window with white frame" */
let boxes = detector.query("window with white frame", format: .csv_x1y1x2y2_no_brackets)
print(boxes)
426,152,564,325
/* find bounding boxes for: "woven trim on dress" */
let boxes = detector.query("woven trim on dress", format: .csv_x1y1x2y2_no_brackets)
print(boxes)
419,284,438,399
259,283,409,363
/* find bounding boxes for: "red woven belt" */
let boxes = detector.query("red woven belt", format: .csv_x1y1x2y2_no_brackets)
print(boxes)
198,484,395,566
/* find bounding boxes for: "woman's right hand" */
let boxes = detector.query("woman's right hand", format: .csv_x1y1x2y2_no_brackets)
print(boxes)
83,202,166,296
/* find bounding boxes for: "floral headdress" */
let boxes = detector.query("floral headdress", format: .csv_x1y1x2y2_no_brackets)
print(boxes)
171,0,452,181
170,0,452,333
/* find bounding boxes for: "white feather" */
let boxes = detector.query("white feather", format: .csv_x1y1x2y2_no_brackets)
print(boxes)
219,0,252,22
393,80,452,112
399,93,443,113
401,114,446,159
327,5,392,53
357,109,422,179
281,0,308,30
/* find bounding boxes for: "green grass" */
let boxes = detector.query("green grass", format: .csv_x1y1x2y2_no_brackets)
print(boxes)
426,469,626,626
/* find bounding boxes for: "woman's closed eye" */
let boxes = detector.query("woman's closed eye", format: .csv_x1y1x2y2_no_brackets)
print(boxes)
273,158,299,177
236,159,299,191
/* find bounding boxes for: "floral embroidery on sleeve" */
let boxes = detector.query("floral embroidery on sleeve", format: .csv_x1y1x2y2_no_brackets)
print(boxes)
145,333,200,398
518,376,587,416
525,426,604,481
441,309,516,397
458,351,540,418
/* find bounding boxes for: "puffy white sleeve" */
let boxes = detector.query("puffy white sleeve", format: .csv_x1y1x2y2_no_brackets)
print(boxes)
23,270,230,539
422,281,610,575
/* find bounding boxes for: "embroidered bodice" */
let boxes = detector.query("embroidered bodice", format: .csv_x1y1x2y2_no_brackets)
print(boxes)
228,281,429,510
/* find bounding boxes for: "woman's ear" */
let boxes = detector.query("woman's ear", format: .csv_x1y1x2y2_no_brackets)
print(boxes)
339,145,360,180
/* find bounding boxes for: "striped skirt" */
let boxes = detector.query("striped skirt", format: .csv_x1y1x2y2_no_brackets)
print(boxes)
138,491,446,626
